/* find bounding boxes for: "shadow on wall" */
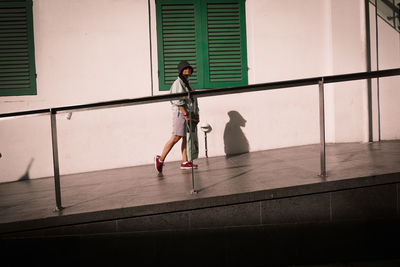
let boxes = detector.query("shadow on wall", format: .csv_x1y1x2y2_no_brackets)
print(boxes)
18,158,34,182
223,111,249,157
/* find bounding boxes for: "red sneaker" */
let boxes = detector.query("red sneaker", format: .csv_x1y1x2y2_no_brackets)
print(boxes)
180,161,198,170
155,155,163,173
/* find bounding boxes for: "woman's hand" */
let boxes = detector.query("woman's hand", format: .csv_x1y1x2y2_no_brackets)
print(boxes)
184,114,190,122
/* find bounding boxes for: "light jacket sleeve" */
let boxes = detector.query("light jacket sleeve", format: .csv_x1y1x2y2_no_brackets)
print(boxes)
170,78,186,107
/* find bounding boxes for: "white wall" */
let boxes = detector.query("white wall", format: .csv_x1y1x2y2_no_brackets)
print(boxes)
368,3,400,141
369,3,380,142
328,0,369,143
246,0,331,82
0,0,397,183
0,0,155,181
378,18,400,140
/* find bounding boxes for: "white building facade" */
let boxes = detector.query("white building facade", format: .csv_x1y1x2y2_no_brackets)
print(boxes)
0,0,399,182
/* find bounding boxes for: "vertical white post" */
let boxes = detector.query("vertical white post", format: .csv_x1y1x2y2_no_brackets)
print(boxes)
50,110,63,211
187,92,198,194
318,79,327,178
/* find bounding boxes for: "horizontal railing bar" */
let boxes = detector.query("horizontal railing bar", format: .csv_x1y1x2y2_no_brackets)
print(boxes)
323,68,400,84
0,93,189,118
52,92,189,114
0,108,50,119
193,77,320,98
194,68,400,98
1,68,399,119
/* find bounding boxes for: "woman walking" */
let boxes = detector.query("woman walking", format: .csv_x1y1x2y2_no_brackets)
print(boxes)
155,61,199,173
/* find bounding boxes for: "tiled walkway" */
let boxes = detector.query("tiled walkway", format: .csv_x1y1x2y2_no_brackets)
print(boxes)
0,141,399,225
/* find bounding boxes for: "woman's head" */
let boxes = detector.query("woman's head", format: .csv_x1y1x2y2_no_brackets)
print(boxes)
178,61,193,78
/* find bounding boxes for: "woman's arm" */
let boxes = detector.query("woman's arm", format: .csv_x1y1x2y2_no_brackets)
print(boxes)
178,105,190,121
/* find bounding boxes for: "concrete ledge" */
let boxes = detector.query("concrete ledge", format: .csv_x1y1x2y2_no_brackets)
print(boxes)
1,172,399,237
2,219,400,266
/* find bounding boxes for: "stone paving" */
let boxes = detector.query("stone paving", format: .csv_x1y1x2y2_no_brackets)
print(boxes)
0,141,399,225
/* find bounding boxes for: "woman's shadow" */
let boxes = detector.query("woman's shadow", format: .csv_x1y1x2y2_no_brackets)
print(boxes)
223,111,249,158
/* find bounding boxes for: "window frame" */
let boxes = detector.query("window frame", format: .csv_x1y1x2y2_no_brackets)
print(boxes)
0,0,37,97
156,0,248,91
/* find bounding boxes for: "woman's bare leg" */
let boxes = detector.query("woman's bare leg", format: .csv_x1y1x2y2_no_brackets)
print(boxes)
181,136,188,162
160,135,182,162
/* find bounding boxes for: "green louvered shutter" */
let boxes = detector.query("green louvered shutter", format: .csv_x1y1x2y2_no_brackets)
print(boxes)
156,0,247,91
0,0,36,96
204,0,247,88
156,0,203,91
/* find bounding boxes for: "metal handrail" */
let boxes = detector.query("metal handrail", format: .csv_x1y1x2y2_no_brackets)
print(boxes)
1,67,400,211
1,68,399,118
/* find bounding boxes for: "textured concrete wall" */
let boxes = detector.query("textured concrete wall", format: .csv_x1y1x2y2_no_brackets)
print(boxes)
2,173,399,236
2,174,400,266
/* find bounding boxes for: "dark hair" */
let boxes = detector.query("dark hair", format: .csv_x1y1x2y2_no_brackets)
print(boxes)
177,60,193,75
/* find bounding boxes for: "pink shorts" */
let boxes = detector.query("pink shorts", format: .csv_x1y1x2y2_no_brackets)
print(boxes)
172,112,186,137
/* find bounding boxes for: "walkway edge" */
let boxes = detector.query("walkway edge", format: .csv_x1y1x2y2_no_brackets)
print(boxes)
1,172,399,236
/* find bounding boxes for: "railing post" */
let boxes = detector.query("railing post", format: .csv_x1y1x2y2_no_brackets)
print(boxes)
204,132,208,158
50,109,63,211
187,91,198,194
318,79,327,178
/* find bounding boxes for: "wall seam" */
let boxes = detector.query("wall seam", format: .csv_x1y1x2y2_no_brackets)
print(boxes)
147,0,154,96
329,192,333,222
397,183,399,217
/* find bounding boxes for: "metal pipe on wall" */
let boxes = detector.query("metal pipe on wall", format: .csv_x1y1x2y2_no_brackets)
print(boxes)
319,79,327,178
50,110,63,211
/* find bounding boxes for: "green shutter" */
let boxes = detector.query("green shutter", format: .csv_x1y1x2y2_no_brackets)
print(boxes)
0,0,36,96
203,0,247,88
156,0,247,91
156,0,203,91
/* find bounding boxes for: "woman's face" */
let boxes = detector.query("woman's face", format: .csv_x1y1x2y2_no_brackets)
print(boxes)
182,67,192,77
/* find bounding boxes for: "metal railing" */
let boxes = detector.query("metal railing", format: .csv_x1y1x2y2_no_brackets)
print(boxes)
372,0,400,31
1,67,400,210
